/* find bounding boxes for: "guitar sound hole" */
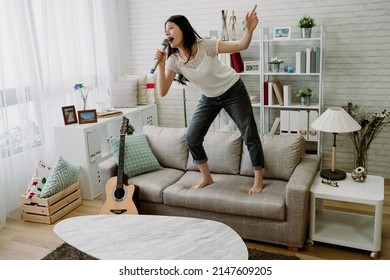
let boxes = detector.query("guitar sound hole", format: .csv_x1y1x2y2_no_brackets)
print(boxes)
114,188,125,200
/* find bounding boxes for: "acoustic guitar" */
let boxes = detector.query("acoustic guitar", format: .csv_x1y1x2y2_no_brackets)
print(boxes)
100,116,138,215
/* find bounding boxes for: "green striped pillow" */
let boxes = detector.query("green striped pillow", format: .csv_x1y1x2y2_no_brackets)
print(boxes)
40,156,80,198
108,134,162,178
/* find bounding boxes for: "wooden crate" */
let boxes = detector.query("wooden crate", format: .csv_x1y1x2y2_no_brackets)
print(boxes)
20,181,82,224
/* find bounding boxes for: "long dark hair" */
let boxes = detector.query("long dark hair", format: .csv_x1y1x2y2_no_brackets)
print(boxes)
165,15,202,85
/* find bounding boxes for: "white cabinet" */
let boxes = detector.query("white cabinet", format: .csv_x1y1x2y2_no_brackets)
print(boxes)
309,173,384,259
53,104,158,200
259,26,325,154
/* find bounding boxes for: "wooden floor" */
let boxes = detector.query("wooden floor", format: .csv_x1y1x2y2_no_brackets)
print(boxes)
1,179,389,260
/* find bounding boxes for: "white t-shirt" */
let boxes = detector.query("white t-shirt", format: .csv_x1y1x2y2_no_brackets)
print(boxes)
166,39,239,97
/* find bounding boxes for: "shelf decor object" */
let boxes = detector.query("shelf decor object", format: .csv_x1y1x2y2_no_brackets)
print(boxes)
268,57,284,73
311,107,361,180
298,15,316,38
294,87,317,106
74,83,92,110
221,10,229,41
342,102,390,173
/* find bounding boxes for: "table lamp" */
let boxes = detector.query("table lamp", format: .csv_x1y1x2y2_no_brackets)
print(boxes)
311,107,361,180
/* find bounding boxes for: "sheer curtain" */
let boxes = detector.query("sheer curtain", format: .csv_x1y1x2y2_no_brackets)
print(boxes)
0,0,121,229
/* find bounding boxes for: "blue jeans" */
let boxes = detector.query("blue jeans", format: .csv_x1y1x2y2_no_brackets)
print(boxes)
186,78,264,169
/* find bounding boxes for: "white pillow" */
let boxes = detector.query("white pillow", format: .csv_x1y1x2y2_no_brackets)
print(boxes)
117,74,148,105
25,160,52,199
110,79,138,108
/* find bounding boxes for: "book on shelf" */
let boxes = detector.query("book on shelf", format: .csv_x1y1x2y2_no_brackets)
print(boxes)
310,50,316,73
295,51,306,73
230,52,244,73
315,47,321,73
272,81,284,105
298,110,309,139
309,110,319,140
268,81,277,105
263,81,269,105
295,52,301,74
283,85,292,106
289,111,300,135
305,48,311,74
280,110,289,135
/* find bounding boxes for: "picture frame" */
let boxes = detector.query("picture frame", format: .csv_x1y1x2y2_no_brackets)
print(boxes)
244,61,260,72
61,105,78,125
273,27,291,39
78,109,98,124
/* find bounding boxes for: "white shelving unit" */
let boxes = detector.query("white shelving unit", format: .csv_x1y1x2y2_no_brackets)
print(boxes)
258,26,325,154
53,104,158,200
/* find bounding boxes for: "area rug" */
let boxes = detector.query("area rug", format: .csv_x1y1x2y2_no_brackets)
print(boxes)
42,243,299,260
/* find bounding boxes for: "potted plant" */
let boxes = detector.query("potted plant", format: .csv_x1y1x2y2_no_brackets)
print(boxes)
298,15,316,38
268,57,284,72
294,87,317,106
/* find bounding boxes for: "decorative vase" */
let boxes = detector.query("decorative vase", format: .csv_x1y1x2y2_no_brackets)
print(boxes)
300,96,311,106
354,148,368,171
301,28,312,38
82,97,88,110
351,167,367,182
270,63,280,73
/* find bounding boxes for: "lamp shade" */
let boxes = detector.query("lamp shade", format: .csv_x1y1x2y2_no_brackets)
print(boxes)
311,107,361,133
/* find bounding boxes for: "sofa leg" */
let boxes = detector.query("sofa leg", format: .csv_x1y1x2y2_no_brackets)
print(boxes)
287,246,299,252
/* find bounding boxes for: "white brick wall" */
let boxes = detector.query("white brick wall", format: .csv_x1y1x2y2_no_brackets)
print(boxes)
119,0,390,178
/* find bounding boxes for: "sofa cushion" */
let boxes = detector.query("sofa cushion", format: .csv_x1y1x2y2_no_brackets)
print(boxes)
163,171,286,221
108,134,163,178
240,134,305,180
142,125,188,170
129,168,185,203
110,79,138,108
186,130,242,174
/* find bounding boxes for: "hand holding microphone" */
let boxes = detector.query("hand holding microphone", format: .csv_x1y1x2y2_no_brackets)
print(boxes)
150,39,169,74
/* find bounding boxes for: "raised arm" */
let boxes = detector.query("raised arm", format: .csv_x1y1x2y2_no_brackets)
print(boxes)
218,5,259,54
155,50,176,97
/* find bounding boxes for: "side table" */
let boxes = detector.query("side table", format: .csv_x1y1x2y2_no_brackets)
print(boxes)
308,172,384,259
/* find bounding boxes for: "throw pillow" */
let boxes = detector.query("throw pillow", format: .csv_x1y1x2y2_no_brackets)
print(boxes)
108,134,163,178
25,160,52,199
240,134,305,180
142,125,188,170
186,130,242,174
110,79,138,108
40,156,80,198
117,74,148,105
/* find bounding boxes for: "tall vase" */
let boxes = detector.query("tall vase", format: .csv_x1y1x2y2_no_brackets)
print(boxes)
82,97,88,111
301,28,312,38
354,148,368,171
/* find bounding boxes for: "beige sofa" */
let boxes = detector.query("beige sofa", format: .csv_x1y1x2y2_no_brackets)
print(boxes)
98,125,321,249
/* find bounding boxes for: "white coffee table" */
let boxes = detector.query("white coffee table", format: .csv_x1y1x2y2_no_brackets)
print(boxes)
309,172,384,259
54,214,248,260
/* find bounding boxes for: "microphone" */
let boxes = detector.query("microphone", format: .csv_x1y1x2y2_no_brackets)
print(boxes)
150,39,169,74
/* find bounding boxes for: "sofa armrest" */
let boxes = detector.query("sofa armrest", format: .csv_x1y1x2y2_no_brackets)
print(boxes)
98,156,117,201
284,154,321,247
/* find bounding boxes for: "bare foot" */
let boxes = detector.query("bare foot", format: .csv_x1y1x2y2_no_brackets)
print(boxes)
248,182,263,194
191,177,214,189
249,169,264,194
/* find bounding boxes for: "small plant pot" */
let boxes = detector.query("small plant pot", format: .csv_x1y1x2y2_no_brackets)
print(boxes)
300,96,311,106
301,28,312,38
269,63,280,73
